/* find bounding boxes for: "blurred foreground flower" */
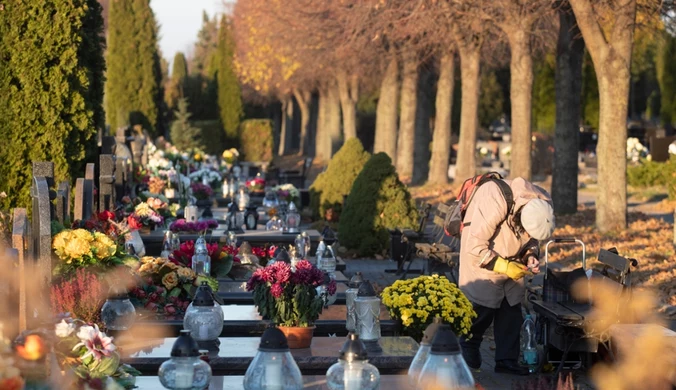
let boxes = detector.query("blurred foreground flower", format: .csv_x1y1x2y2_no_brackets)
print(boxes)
572,278,675,390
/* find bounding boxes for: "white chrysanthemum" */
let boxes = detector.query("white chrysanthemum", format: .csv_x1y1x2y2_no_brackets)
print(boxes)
55,320,76,338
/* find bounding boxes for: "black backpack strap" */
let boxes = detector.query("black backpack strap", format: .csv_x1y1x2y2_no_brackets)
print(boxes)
492,178,514,216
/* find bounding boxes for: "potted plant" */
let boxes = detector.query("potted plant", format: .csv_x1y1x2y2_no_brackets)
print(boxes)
191,183,214,209
245,177,266,196
381,274,476,342
246,260,334,348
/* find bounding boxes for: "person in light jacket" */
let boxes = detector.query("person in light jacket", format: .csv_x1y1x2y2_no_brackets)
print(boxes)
459,177,555,375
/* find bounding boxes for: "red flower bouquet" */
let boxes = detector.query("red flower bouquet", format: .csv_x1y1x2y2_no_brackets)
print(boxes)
246,260,333,327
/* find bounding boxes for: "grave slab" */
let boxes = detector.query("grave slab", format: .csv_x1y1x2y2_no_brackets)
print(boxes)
122,336,418,375
133,375,413,389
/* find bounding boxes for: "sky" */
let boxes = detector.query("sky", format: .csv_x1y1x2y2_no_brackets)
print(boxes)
150,0,230,68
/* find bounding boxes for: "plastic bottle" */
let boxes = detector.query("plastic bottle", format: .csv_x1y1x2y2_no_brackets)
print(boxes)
520,314,538,373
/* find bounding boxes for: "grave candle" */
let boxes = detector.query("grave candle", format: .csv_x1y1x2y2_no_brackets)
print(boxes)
264,354,283,390
354,281,381,352
326,333,380,390
345,273,364,333
174,358,195,388
417,324,474,390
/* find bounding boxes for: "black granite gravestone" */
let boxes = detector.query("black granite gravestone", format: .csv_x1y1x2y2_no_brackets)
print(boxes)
99,154,116,212
56,181,70,224
30,176,52,322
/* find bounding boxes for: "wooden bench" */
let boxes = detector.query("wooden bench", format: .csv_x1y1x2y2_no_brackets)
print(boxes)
413,203,460,282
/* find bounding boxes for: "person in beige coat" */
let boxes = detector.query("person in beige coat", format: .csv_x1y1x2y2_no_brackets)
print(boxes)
459,177,555,375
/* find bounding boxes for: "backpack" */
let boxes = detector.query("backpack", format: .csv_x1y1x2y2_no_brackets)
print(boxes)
444,172,514,238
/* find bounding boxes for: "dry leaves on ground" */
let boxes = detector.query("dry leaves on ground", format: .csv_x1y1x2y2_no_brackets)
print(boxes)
548,206,676,315
410,183,457,206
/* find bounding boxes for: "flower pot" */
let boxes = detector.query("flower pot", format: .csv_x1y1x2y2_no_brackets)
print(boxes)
278,326,315,349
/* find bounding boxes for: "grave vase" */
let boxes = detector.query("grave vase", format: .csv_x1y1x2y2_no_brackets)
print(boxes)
278,325,315,349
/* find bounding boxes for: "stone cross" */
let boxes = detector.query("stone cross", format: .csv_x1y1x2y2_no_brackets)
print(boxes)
11,208,29,332
55,181,70,224
99,154,116,212
30,176,52,322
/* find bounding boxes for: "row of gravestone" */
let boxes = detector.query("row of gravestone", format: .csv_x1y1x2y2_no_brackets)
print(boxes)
5,155,124,333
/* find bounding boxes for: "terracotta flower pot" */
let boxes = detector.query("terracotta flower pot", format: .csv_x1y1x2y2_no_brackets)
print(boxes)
278,326,315,349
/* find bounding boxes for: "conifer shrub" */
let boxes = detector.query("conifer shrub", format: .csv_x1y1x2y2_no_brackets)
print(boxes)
310,138,370,220
239,119,273,162
338,153,419,256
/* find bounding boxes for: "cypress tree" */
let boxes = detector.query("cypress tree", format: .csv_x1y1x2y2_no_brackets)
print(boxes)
0,0,105,210
172,52,188,82
165,52,188,112
105,0,162,135
216,16,243,144
657,32,676,127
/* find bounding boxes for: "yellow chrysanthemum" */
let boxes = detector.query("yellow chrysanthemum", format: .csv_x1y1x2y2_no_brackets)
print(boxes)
92,233,116,259
140,256,156,264
63,238,92,261
52,230,70,258
71,229,94,242
134,203,153,217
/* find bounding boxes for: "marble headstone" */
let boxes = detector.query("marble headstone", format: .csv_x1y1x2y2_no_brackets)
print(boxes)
32,162,56,220
11,208,29,332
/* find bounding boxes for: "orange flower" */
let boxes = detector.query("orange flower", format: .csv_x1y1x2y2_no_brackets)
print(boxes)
0,377,25,390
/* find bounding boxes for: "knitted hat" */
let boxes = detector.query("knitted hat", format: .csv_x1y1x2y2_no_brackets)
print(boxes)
520,199,555,240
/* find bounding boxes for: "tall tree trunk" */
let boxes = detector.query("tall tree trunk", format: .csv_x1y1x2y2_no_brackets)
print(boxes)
278,96,293,156
374,58,399,158
293,89,312,156
396,53,418,181
316,88,329,161
429,52,455,185
326,80,342,158
507,29,534,180
412,65,434,185
337,70,359,140
552,6,585,215
455,44,481,183
569,0,635,232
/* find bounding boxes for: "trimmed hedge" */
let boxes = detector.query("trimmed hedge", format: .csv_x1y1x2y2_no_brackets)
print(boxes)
338,153,419,256
310,138,371,219
627,157,676,200
239,119,273,162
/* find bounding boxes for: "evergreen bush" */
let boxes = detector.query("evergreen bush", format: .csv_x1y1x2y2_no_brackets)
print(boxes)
0,0,105,210
338,153,419,256
310,138,370,220
239,119,273,162
170,98,201,150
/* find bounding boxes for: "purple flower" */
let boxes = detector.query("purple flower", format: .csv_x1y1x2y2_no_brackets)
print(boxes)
327,280,337,295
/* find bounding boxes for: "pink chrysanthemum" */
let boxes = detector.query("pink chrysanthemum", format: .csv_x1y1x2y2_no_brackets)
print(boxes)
270,283,284,298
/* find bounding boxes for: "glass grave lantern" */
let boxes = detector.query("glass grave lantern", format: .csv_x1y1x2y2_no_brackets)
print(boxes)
417,324,475,390
345,272,364,333
319,243,337,273
326,333,380,390
158,330,212,390
408,316,444,386
316,272,338,307
237,241,259,266
183,282,224,350
243,326,303,390
191,237,211,276
161,230,175,259
284,202,301,234
354,281,382,353
101,285,136,332
262,190,279,209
